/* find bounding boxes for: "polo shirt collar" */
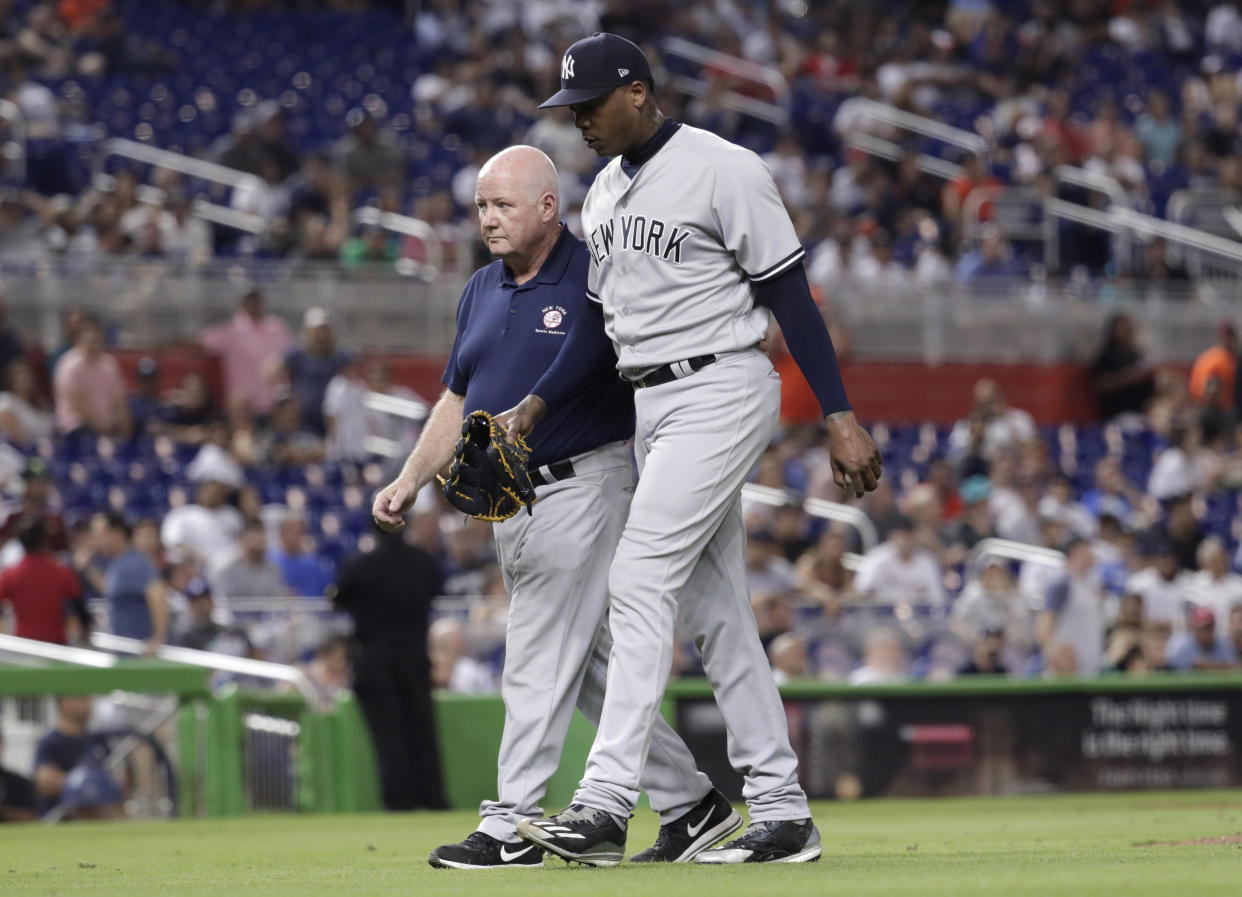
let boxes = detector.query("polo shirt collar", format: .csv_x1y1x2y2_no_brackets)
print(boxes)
500,224,574,288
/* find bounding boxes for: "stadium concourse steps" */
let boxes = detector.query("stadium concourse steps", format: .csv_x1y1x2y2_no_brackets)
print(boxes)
33,421,1234,564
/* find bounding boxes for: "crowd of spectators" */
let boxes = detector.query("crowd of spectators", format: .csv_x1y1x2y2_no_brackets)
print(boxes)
0,1,1240,290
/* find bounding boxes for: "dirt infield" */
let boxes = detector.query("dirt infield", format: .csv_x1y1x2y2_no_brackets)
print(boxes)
1138,833,1242,847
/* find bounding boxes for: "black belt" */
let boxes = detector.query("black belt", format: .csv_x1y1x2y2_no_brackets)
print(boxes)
633,354,716,389
529,459,575,487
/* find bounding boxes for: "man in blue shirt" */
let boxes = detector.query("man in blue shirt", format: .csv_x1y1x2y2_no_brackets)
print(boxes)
373,146,736,869
283,308,351,435
1167,606,1236,671
99,513,168,652
268,510,334,597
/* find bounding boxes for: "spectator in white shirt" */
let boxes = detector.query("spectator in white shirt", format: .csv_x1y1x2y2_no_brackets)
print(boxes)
854,516,946,606
848,628,909,685
1038,472,1097,539
429,618,495,693
768,632,809,685
160,481,244,580
1183,537,1242,621
1148,422,1211,501
745,528,797,600
948,378,1036,462
996,476,1044,545
323,357,370,463
1125,538,1189,630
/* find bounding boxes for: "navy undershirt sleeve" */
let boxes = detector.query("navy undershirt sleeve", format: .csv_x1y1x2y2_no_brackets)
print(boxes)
754,263,851,417
529,299,615,412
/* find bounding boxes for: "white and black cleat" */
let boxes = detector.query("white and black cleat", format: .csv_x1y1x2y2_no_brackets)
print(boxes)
516,803,628,867
629,788,743,863
694,818,822,864
428,831,544,869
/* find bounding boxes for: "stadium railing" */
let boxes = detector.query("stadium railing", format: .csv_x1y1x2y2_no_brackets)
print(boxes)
834,97,990,173
660,37,790,126
0,633,380,818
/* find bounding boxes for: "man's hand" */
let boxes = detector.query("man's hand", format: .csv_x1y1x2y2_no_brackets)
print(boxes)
825,411,882,499
142,638,161,657
373,475,419,533
496,395,548,443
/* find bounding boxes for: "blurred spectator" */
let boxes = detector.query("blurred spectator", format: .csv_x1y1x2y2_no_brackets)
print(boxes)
33,696,99,814
160,480,243,575
1184,537,1242,620
185,421,245,490
1092,513,1132,596
1135,90,1183,166
201,287,292,419
848,628,908,685
333,109,404,193
769,502,813,563
949,379,1035,461
947,476,996,556
794,529,854,602
46,306,82,382
958,623,1009,675
56,762,125,821
0,518,86,645
1089,314,1155,421
334,526,445,809
163,372,216,435
1190,321,1238,409
752,593,794,651
1224,604,1242,661
1166,606,1234,670
1106,592,1147,646
1165,494,1206,572
995,476,1043,545
429,617,493,692
768,632,809,684
266,387,325,467
746,528,796,599
132,517,162,566
213,519,285,602
269,510,333,598
1126,537,1190,629
99,512,168,650
1149,421,1209,501
126,357,172,439
1141,237,1190,283
304,635,350,704
953,559,1032,652
323,356,370,462
0,290,26,389
52,317,130,439
362,359,420,445
0,359,52,445
1038,539,1104,676
1039,472,1097,539
175,578,252,657
954,225,1021,287
0,726,37,822
0,458,68,553
1081,456,1140,524
340,224,399,272
280,307,351,436
855,516,946,606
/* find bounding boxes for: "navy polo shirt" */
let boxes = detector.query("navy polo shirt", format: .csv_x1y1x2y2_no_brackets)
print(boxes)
443,226,634,469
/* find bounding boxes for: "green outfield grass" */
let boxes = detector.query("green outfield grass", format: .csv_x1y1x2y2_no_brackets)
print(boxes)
4,791,1242,897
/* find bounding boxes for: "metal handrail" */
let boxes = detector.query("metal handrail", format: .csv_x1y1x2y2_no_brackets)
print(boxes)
834,98,989,170
841,131,963,180
660,37,789,125
962,185,1045,244
970,538,1066,571
742,483,878,553
96,137,262,190
89,632,320,704
0,633,118,668
91,171,266,234
352,207,443,277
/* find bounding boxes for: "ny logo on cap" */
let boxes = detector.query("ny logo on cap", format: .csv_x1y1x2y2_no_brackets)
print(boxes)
562,54,575,80
618,68,630,78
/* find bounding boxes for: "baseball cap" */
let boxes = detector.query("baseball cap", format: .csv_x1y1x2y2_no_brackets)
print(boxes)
303,307,330,329
1190,605,1216,628
539,33,653,109
136,356,159,379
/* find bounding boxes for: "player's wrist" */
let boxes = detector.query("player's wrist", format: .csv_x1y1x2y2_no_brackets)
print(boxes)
824,409,855,426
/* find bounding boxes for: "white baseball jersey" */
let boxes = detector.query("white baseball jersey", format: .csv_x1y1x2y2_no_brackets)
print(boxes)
580,125,805,372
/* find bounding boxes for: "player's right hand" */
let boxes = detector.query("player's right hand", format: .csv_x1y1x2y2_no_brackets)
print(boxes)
497,394,548,443
372,476,418,533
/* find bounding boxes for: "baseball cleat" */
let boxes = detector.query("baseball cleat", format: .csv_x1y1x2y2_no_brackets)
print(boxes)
629,788,742,863
515,803,627,867
694,818,822,864
428,831,544,869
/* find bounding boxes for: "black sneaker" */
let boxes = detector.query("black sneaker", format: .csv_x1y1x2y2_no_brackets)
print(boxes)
515,804,627,867
629,789,743,863
428,831,544,869
694,818,822,864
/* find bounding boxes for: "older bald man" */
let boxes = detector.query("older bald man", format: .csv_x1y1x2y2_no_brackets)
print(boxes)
373,147,738,869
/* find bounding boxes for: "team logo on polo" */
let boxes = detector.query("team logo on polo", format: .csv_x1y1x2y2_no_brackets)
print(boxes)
537,305,567,335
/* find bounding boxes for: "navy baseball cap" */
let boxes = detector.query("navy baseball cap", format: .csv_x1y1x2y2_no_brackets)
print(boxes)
539,33,653,109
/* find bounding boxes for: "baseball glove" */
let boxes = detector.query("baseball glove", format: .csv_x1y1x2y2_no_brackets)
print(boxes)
438,410,537,522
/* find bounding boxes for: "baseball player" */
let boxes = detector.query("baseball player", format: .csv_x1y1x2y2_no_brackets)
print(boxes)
372,146,740,869
505,34,882,865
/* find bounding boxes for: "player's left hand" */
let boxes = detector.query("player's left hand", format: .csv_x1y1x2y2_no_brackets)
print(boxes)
496,394,548,443
825,411,882,499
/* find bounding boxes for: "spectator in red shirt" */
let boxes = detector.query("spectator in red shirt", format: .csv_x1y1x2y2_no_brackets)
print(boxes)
0,519,87,645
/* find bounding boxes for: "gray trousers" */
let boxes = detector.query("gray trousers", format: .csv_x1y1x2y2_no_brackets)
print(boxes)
574,350,811,821
477,440,712,841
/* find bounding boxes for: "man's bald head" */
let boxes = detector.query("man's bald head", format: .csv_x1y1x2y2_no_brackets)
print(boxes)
477,145,559,205
474,145,562,273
